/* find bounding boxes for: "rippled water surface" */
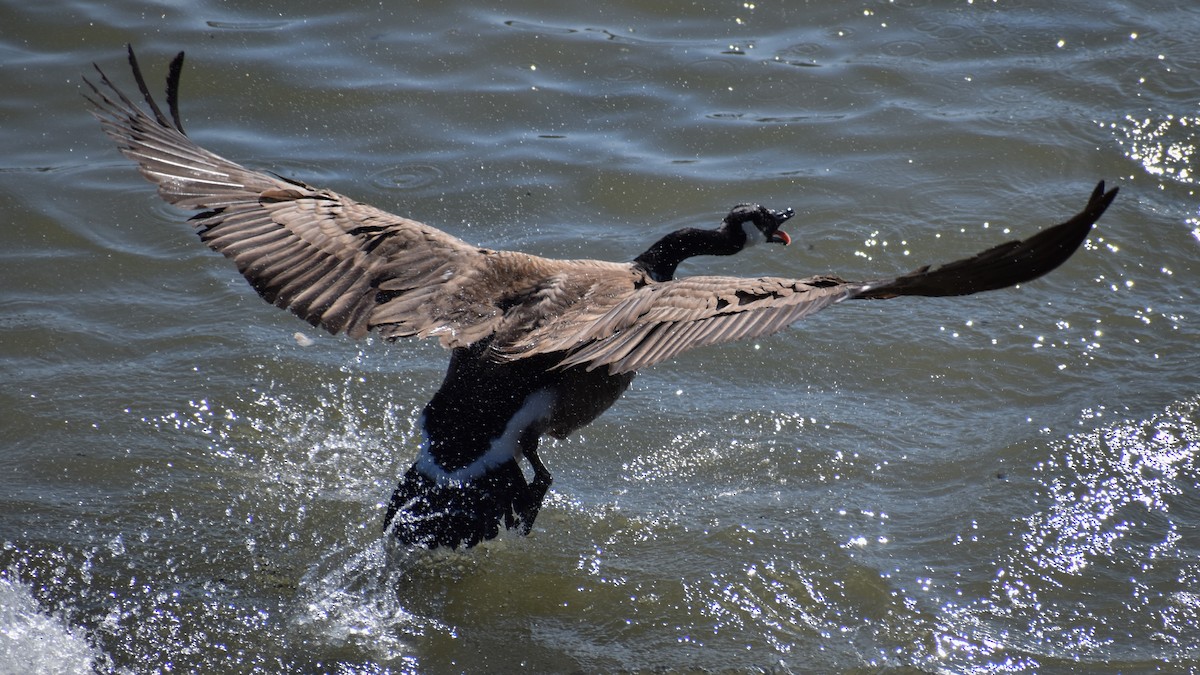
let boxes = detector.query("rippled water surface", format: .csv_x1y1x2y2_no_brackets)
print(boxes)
2,0,1198,672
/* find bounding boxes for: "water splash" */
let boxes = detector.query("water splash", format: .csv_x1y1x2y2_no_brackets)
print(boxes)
0,573,104,675
0,350,441,672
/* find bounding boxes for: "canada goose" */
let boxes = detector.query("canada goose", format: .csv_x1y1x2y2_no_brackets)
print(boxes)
87,48,1118,549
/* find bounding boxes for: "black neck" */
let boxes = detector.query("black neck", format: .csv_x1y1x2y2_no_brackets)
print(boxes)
632,227,742,282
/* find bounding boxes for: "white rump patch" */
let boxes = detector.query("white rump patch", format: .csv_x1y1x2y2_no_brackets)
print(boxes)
415,389,556,485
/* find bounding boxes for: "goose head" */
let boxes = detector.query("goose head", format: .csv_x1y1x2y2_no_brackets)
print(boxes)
721,203,794,248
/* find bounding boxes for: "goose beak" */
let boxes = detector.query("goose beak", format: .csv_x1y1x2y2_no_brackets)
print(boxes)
769,207,794,246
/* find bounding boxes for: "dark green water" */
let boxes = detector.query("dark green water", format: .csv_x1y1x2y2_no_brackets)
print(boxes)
2,0,1198,672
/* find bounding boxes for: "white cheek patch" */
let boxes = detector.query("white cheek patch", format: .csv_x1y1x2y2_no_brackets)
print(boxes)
741,220,767,247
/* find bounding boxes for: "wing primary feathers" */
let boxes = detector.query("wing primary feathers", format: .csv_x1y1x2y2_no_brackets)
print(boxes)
165,51,186,133
124,44,175,131
854,181,1117,300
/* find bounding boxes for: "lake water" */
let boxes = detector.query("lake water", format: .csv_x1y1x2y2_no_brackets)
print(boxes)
2,0,1198,672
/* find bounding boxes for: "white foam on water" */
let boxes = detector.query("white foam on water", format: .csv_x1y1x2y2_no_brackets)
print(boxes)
0,575,104,675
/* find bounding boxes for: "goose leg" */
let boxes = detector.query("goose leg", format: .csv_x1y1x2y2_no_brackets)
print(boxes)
513,430,552,535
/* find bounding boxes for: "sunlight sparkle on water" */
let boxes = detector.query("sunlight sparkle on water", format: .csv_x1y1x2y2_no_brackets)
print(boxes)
1109,112,1198,184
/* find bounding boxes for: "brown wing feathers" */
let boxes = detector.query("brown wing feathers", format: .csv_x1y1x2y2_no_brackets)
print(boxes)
86,47,499,343
509,275,859,374
88,48,1116,377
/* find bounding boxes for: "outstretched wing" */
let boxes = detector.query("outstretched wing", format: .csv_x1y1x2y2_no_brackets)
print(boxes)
86,47,511,347
506,182,1117,375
